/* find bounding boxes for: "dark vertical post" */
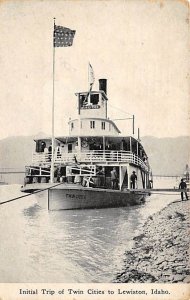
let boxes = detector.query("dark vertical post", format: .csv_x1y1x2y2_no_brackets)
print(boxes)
48,189,50,210
130,136,132,152
103,136,105,151
78,94,81,115
137,141,139,156
132,115,135,136
105,99,107,119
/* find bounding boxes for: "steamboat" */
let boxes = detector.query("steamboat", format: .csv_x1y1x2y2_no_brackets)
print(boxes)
21,78,152,210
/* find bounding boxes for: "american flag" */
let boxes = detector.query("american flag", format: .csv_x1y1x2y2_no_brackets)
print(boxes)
54,25,76,47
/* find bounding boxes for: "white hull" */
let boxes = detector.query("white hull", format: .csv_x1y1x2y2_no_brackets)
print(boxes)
22,183,147,210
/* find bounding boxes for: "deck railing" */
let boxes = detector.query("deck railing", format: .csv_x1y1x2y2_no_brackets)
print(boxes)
32,150,149,171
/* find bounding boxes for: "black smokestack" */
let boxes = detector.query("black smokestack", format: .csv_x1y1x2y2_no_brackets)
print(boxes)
99,79,107,95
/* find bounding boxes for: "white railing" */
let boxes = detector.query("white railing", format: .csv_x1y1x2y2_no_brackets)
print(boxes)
25,166,50,177
66,165,96,177
32,150,149,171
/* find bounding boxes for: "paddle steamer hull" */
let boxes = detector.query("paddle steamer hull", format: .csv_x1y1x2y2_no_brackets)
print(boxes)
22,184,146,210
48,189,145,210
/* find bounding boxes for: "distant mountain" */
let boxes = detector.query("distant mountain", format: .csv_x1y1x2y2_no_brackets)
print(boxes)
0,135,189,176
141,136,190,176
0,135,35,170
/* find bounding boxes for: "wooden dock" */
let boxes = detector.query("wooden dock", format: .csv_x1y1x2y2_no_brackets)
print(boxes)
130,188,189,193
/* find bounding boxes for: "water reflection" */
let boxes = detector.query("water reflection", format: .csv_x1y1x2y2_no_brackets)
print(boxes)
0,182,179,282
23,203,42,218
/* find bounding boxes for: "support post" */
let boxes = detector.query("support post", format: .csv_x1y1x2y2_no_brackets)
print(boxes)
137,141,139,157
78,136,81,151
119,166,122,190
130,136,132,152
78,96,82,157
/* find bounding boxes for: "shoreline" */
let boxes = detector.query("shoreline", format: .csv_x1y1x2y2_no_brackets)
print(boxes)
114,198,190,283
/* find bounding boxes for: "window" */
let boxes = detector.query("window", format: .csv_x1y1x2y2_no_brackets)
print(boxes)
90,121,95,128
90,94,99,105
102,122,105,130
80,94,99,107
68,144,72,153
80,95,87,107
71,122,74,130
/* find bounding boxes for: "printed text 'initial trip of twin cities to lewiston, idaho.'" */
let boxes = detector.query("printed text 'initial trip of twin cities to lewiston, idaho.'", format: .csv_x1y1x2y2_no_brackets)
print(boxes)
19,287,171,296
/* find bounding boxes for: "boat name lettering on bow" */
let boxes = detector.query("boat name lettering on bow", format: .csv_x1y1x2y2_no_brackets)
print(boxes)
66,193,86,200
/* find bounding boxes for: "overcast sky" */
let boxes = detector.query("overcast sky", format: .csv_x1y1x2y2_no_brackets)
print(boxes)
0,0,189,140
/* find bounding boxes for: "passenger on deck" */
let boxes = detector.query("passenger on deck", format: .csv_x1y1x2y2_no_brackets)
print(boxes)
56,144,61,159
44,146,49,161
73,155,78,164
82,176,94,188
142,154,146,161
74,175,82,184
96,166,105,187
111,167,118,189
41,141,46,152
130,171,137,189
48,145,52,161
97,166,104,175
56,165,62,182
148,180,153,189
44,146,48,153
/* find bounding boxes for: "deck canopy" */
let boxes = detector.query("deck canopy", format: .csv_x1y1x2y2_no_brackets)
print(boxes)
55,136,147,156
34,135,148,158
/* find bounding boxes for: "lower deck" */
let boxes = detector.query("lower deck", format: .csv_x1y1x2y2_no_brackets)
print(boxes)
24,163,152,192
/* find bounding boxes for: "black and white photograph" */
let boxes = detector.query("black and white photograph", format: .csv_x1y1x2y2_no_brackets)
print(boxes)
0,0,189,299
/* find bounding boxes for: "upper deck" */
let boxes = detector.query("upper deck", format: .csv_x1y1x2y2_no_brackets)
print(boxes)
31,135,150,172
32,149,149,171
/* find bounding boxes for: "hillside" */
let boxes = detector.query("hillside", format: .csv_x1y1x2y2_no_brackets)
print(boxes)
0,136,35,170
0,135,189,176
141,136,190,176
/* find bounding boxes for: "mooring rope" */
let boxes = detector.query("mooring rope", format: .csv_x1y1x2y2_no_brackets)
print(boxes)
0,182,65,206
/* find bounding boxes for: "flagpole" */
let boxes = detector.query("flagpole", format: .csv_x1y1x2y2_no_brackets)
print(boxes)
50,17,56,184
88,62,90,88
87,63,90,105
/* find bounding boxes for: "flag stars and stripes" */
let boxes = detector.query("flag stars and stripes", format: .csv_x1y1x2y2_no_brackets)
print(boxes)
54,25,76,47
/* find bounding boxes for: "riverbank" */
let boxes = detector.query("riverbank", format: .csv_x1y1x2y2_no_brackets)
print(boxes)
115,199,190,283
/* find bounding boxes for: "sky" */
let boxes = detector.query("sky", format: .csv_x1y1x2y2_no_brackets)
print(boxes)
0,0,189,140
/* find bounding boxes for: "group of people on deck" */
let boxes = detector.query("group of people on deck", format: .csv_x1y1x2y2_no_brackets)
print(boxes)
39,142,63,161
110,168,138,190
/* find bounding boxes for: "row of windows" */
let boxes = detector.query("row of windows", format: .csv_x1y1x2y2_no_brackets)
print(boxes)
71,121,112,131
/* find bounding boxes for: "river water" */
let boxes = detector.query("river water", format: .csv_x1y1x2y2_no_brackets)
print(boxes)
0,178,180,283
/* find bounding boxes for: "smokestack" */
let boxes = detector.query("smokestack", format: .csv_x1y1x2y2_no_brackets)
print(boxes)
99,79,107,95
